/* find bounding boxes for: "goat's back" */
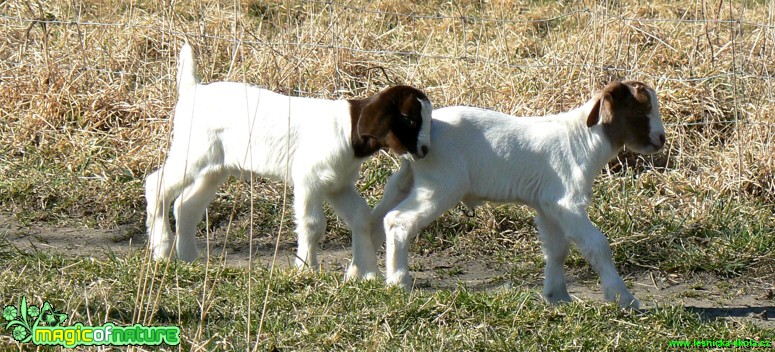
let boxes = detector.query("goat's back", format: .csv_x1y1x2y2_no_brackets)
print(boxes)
172,82,354,183
415,106,594,208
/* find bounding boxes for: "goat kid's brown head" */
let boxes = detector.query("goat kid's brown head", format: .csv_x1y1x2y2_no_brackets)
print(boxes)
587,80,666,154
351,85,432,159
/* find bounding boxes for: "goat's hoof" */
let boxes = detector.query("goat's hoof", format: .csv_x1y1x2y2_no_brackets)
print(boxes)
620,297,641,310
386,272,413,291
605,287,640,310
544,291,572,305
294,258,320,272
346,265,383,281
151,244,174,261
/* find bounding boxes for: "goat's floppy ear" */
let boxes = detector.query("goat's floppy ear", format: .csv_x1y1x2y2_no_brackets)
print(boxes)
357,102,391,139
586,93,612,127
399,92,417,117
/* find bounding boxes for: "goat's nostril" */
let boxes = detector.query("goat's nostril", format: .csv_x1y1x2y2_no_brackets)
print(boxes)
659,134,666,145
420,145,429,157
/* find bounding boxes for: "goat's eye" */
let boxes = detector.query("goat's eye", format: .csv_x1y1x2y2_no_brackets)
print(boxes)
401,114,416,127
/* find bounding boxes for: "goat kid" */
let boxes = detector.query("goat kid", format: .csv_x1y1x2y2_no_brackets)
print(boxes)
145,43,432,280
371,81,665,308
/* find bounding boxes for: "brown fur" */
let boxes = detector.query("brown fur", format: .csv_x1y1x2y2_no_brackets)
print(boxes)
349,85,429,158
587,80,657,150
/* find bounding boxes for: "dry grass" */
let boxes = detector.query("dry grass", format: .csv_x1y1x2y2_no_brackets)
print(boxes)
0,0,772,265
1,0,773,277
1,0,774,349
1,1,772,223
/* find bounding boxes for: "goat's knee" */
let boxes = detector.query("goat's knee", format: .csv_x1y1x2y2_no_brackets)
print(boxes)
561,216,638,309
383,187,459,291
145,171,174,260
144,172,159,200
570,232,616,276
172,196,200,262
371,165,414,250
369,216,386,252
383,210,419,290
144,172,162,221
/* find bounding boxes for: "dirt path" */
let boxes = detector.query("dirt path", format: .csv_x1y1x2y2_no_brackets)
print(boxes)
2,214,773,330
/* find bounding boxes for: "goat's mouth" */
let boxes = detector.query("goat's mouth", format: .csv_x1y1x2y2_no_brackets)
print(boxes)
398,145,429,161
647,137,666,152
400,152,422,161
626,142,663,155
639,141,664,154
400,152,418,161
633,134,666,154
415,145,429,159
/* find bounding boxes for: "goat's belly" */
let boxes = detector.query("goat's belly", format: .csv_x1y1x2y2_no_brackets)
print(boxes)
222,145,294,182
460,195,530,210
469,193,531,206
467,181,554,210
227,168,293,186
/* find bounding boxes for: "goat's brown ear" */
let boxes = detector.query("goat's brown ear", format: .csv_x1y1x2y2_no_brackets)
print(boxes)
357,102,391,139
399,93,417,117
587,95,602,127
587,98,601,127
587,93,612,127
633,83,646,94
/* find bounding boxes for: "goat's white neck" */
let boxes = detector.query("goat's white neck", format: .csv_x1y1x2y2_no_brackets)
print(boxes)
562,98,621,179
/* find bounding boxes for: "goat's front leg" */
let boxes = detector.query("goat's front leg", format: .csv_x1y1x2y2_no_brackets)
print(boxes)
293,187,326,271
370,161,414,253
326,186,380,280
535,211,572,304
384,186,459,290
549,205,639,309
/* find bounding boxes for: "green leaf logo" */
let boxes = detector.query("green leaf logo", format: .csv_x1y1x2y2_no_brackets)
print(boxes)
1,298,68,343
2,306,17,321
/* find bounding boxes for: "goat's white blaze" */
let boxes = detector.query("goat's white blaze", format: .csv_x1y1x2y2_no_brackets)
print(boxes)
647,89,666,148
416,97,433,157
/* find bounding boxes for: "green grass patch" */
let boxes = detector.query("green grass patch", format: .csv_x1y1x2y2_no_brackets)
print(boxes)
2,0,775,348
0,241,770,350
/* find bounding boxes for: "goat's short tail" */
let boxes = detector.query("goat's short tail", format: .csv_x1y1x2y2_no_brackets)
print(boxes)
176,42,199,95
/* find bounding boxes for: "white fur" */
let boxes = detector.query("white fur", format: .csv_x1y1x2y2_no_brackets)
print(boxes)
372,88,666,309
145,44,429,280
412,98,433,160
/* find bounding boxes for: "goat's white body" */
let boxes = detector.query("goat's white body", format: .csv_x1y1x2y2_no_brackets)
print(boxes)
430,103,615,210
373,97,662,308
145,45,395,279
172,83,357,187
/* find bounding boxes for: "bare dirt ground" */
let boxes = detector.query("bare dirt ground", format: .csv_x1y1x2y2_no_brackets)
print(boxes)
1,213,773,330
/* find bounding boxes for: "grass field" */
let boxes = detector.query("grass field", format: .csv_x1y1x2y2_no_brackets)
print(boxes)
1,0,774,350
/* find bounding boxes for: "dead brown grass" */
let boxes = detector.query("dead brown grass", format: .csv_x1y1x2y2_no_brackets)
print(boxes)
0,0,772,228
1,3,774,350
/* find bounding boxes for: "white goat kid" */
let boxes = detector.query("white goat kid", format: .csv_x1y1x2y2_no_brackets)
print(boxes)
145,44,432,280
372,81,665,308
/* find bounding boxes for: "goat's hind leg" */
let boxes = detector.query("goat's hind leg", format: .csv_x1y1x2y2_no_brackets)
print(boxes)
172,171,228,262
293,186,326,271
145,158,194,260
